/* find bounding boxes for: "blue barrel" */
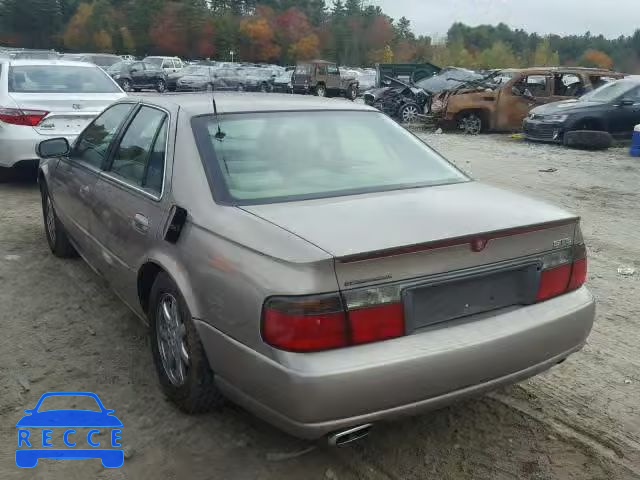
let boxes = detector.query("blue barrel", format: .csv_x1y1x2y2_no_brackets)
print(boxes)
631,124,640,157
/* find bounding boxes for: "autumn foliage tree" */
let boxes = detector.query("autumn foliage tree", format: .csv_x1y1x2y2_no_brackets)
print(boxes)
581,49,614,69
239,6,281,61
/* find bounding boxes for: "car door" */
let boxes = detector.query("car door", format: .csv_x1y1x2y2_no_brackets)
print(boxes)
49,103,136,261
495,74,553,131
129,62,146,88
326,64,341,91
609,86,640,136
90,105,170,310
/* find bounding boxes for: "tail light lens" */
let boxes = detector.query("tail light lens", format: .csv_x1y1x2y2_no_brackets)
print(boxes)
537,242,587,302
0,108,49,126
262,289,405,353
262,295,348,352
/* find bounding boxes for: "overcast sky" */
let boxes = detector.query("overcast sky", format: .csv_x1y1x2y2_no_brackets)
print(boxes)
368,0,639,39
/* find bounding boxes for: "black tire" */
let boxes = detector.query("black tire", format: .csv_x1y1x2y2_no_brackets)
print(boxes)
40,182,77,258
0,166,14,182
156,79,167,93
315,83,326,97
149,272,224,413
346,84,358,101
133,88,141,92
120,79,132,92
563,130,613,150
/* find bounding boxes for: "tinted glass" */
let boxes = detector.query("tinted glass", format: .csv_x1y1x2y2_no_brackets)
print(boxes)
145,120,168,194
193,111,467,205
107,61,129,72
8,65,121,93
110,107,167,192
581,80,639,102
73,103,134,169
144,57,162,66
93,55,120,67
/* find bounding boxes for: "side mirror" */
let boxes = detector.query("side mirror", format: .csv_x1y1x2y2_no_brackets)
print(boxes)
620,99,635,106
37,138,70,159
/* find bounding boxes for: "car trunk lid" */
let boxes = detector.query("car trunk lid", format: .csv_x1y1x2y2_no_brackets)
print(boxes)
241,182,578,291
8,93,119,137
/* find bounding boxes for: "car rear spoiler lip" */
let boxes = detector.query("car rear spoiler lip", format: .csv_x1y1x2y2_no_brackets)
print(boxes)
337,218,579,264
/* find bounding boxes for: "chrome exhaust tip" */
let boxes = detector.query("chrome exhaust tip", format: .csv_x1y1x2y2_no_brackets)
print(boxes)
327,424,372,447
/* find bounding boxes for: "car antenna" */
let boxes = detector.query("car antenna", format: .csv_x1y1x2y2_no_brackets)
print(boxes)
208,66,226,142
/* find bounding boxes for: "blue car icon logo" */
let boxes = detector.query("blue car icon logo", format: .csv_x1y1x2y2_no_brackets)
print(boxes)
16,391,123,468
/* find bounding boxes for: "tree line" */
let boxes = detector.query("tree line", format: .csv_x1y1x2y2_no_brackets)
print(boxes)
0,0,638,72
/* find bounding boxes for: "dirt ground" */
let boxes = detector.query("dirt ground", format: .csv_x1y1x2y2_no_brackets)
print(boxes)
1,132,639,480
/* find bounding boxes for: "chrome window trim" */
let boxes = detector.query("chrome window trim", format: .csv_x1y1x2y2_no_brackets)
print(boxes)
99,102,171,203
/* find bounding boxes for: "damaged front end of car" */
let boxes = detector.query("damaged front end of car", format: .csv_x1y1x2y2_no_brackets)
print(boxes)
364,76,429,124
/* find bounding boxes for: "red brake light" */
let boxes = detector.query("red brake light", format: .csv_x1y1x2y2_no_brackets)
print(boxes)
536,263,571,301
348,303,405,345
0,108,49,126
537,242,588,302
262,294,406,352
262,295,348,352
568,258,587,291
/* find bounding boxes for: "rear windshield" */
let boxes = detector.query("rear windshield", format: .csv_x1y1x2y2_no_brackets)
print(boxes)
192,111,468,205
9,65,121,93
580,80,638,103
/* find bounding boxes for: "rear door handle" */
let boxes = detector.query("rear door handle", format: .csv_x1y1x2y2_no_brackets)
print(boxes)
132,213,150,234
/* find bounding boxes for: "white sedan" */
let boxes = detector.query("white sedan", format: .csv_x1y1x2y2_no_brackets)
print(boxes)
0,59,125,179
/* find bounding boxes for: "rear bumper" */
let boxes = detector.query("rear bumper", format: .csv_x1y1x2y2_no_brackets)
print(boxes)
0,124,77,168
196,287,595,439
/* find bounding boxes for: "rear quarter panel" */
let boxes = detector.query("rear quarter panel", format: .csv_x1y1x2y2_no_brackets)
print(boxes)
164,115,338,357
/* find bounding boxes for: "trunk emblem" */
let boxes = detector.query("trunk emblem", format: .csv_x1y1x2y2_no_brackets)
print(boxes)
72,104,82,110
470,238,488,252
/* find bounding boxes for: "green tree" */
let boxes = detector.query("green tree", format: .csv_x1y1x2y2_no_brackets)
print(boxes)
532,38,559,66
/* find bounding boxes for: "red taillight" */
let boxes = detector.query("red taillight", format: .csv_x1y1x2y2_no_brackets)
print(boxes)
262,295,348,352
568,257,587,291
537,242,587,302
0,108,49,126
262,294,405,352
536,263,571,301
348,303,404,345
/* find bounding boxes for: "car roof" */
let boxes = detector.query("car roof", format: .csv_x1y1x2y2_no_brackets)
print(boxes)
125,92,376,115
500,67,624,76
1,59,100,67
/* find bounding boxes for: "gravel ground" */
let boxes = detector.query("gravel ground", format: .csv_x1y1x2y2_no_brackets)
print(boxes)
1,132,639,479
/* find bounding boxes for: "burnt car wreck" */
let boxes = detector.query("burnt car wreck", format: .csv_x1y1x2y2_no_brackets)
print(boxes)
429,67,624,134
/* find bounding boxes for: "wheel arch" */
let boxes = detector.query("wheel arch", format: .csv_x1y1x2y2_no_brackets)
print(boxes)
455,108,491,132
137,257,202,319
567,116,607,131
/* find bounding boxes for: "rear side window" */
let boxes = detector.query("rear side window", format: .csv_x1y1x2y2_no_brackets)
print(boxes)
73,103,135,169
109,106,167,195
8,65,121,93
327,65,339,75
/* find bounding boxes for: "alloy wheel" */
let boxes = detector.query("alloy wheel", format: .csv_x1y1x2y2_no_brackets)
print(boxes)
156,80,166,93
156,293,190,386
121,80,132,92
316,85,326,97
401,105,419,123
